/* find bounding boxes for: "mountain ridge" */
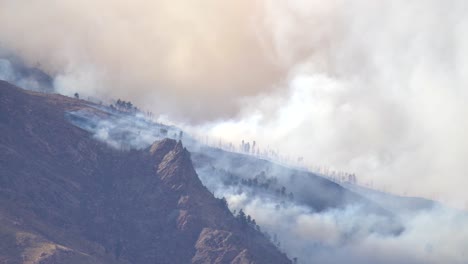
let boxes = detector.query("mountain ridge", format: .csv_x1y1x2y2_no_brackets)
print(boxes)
0,81,291,264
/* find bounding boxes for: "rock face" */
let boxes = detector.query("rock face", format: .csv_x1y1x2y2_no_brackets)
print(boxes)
0,81,291,264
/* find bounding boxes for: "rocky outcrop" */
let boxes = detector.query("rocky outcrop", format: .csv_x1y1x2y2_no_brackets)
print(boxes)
153,139,203,191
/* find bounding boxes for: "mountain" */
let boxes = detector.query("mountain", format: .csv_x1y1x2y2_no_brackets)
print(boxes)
0,81,291,264
192,146,387,213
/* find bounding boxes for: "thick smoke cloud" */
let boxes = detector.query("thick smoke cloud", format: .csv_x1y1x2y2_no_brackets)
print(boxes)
199,0,468,207
0,0,467,206
193,149,468,264
0,0,283,121
234,197,468,264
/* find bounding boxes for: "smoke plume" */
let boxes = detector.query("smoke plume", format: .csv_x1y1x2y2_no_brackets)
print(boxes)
199,0,468,207
0,0,467,207
0,0,283,121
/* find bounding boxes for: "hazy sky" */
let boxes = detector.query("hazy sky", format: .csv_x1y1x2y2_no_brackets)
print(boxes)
0,0,467,206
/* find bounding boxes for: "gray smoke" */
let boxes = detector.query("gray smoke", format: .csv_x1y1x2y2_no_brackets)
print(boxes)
195,0,468,207
235,198,468,264
0,0,284,122
65,108,185,150
193,148,468,264
1,0,467,205
0,53,53,92
2,1,468,262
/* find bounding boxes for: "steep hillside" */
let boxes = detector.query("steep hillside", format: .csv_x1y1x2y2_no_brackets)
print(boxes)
191,146,394,217
0,81,291,264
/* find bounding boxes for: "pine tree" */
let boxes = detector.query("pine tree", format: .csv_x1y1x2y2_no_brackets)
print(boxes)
237,209,247,226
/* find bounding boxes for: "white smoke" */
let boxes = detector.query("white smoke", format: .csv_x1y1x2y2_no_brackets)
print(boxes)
199,0,468,207
2,1,468,261
235,198,468,264
1,0,467,205
0,56,52,92
199,163,468,264
0,0,283,122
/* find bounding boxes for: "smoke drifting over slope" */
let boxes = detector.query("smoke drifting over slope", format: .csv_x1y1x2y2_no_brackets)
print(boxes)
233,196,468,264
63,103,468,264
1,0,468,206
200,0,468,206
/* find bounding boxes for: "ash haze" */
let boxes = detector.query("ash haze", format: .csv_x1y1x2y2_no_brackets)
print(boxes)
0,0,468,210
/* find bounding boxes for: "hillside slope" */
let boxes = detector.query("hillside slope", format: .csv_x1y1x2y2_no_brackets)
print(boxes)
191,146,393,216
0,81,291,264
